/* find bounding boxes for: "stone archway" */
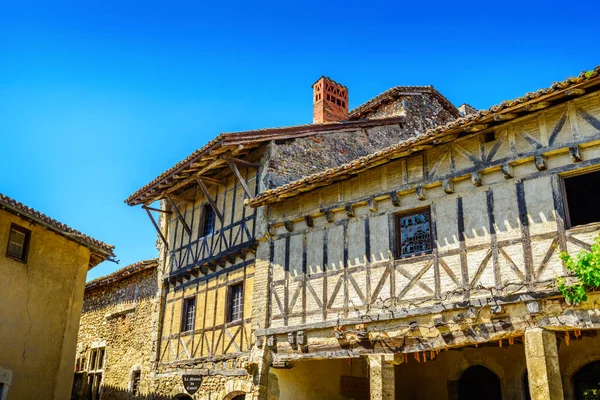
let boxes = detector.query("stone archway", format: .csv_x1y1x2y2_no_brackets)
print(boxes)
458,365,502,400
223,391,246,400
573,361,600,400
174,394,193,400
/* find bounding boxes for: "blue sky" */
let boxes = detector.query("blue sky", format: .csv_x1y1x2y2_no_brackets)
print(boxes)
1,0,599,281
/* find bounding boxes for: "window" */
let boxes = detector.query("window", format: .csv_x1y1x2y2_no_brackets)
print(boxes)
484,132,496,143
201,205,215,237
0,383,4,399
181,297,196,332
86,347,105,400
395,209,433,257
563,170,600,227
228,283,244,322
6,223,30,262
131,370,141,395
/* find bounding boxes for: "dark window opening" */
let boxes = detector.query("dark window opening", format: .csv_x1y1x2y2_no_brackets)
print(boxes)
563,171,600,227
0,383,4,399
181,297,196,332
228,283,244,322
6,223,30,262
458,365,501,400
394,209,433,258
201,204,215,237
574,360,600,400
131,370,141,395
484,132,496,143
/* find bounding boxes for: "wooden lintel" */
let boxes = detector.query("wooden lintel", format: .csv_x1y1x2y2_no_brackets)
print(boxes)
565,88,585,96
284,221,294,232
305,215,314,228
464,124,489,132
524,102,551,112
224,156,260,169
196,178,225,223
493,113,519,122
227,160,253,198
144,208,169,251
165,194,192,236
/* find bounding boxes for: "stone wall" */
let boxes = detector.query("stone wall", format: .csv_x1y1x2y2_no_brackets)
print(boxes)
74,262,158,399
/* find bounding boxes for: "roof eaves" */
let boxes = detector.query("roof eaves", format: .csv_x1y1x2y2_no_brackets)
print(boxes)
85,259,158,291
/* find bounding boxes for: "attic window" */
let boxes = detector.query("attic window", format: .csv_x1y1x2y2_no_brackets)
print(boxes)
484,132,496,143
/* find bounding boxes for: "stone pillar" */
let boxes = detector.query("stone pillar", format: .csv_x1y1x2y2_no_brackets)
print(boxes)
524,327,564,400
368,354,401,400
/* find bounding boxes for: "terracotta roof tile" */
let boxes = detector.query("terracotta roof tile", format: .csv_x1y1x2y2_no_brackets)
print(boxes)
85,259,157,291
0,193,115,259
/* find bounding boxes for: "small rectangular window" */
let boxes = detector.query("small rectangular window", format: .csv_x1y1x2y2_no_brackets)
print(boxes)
228,283,244,322
6,223,31,262
563,170,600,227
131,370,141,395
181,297,196,332
395,209,433,258
201,205,215,237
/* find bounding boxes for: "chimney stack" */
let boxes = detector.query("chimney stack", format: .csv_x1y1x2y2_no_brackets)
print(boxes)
312,76,348,124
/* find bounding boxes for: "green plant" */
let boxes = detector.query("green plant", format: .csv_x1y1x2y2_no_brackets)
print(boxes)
557,235,600,305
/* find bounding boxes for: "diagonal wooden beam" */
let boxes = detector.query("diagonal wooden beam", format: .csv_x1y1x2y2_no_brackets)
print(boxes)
227,159,253,198
196,178,224,223
165,194,191,235
223,156,259,169
197,175,224,186
143,206,169,250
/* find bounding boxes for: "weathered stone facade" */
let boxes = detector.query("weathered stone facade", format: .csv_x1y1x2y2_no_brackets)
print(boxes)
73,260,158,400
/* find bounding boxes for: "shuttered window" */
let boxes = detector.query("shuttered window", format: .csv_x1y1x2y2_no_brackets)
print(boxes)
6,224,31,262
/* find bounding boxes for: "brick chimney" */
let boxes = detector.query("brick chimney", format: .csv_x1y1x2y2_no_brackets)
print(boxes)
312,76,348,124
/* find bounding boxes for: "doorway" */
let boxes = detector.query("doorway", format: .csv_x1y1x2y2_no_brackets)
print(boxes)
458,365,502,400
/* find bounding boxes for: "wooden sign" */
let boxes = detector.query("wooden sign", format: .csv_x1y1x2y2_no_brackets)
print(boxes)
340,375,369,399
182,375,203,395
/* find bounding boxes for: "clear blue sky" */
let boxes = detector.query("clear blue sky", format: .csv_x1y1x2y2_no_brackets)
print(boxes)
1,0,598,281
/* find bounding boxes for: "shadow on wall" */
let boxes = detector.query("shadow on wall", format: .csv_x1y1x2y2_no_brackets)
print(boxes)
72,384,192,400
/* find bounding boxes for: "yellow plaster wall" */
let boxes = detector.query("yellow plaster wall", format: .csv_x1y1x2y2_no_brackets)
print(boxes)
0,209,91,400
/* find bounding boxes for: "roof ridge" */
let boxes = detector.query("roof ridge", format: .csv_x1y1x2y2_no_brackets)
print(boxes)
85,258,158,290
0,193,115,257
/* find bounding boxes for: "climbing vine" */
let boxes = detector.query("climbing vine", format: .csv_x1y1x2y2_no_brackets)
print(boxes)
557,235,600,305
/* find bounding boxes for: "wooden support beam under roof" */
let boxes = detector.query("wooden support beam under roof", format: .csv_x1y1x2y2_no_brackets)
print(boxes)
223,156,260,169
165,194,192,236
143,206,169,250
196,177,225,223
227,159,253,198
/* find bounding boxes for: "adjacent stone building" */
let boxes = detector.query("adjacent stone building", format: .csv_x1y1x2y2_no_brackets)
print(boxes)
72,259,158,400
0,193,114,400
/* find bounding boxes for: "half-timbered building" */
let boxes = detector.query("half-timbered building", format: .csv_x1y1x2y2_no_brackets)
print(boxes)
124,77,460,398
247,66,600,400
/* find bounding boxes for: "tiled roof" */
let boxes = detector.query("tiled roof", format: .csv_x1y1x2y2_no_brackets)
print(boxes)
348,86,460,120
125,116,407,206
85,259,157,291
248,66,600,207
0,193,115,259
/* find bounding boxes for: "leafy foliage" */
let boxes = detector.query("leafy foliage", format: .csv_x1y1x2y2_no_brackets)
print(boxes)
557,236,600,305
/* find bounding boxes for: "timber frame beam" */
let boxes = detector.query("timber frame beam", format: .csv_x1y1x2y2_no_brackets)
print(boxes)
166,194,192,235
196,177,225,223
142,205,170,250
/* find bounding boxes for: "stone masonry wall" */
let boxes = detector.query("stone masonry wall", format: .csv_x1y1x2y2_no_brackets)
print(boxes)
75,265,158,399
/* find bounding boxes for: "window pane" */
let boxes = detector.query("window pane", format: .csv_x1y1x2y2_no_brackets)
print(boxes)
399,211,432,256
182,298,196,332
201,205,215,237
229,284,244,322
7,227,26,259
